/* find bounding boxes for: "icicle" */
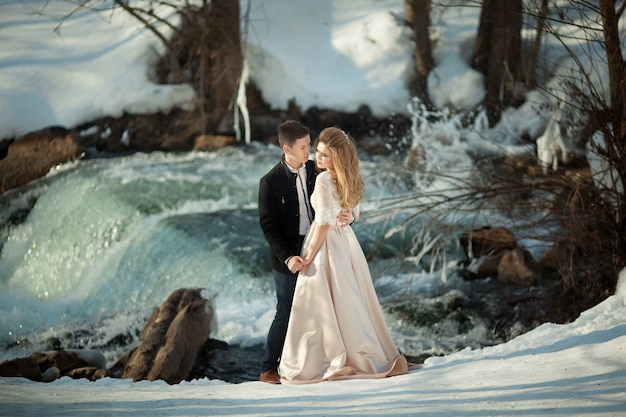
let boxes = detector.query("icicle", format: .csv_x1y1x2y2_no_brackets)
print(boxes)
234,59,251,144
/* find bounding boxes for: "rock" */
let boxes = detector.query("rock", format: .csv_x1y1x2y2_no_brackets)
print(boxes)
0,349,109,382
460,226,517,259
539,240,577,271
68,366,111,381
497,247,539,285
109,349,133,379
122,288,214,384
193,134,236,151
41,366,61,382
459,227,542,284
0,356,41,381
68,349,107,369
471,252,505,278
459,226,519,280
33,350,90,375
0,126,84,194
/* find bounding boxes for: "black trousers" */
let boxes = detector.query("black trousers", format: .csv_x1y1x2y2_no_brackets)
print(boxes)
261,268,297,372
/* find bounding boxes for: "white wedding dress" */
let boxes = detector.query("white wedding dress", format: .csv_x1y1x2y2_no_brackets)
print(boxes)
279,171,408,384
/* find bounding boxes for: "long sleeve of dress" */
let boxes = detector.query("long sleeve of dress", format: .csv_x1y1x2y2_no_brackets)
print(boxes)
310,172,338,226
310,172,360,226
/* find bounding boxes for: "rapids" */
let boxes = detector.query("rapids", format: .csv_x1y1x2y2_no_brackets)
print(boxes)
0,141,499,380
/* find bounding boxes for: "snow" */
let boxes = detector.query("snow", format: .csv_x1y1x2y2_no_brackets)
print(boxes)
0,0,196,141
2,269,625,416
0,0,482,142
1,0,625,415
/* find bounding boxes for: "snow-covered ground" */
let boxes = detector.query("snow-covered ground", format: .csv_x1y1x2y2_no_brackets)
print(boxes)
0,0,484,141
2,270,625,416
1,1,625,415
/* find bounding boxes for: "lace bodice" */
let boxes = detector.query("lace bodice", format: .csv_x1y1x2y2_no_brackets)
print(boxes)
311,171,359,226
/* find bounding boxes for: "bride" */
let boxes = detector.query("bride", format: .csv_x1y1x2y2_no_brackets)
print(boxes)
279,127,409,384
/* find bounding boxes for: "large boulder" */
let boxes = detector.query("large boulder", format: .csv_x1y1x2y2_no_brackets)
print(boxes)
121,288,214,384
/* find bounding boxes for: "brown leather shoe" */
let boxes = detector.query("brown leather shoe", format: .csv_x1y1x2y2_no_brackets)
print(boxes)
259,368,281,384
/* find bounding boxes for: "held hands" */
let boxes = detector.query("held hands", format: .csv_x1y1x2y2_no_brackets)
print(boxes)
299,256,312,274
287,255,312,274
287,255,307,273
289,212,351,275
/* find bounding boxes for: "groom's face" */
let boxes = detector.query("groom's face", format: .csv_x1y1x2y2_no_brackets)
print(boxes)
284,135,311,169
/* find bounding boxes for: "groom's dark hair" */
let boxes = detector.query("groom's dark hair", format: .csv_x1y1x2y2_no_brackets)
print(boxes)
278,120,310,147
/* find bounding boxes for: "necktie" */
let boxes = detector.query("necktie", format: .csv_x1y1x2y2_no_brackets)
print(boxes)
297,170,313,224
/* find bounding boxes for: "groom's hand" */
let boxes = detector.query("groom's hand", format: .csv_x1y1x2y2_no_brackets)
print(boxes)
337,210,352,226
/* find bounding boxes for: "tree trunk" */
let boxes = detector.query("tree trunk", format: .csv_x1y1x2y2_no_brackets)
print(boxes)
525,0,549,91
598,0,626,271
599,0,626,139
472,0,496,77
163,0,243,137
206,0,243,132
406,0,434,106
473,0,524,123
404,0,415,26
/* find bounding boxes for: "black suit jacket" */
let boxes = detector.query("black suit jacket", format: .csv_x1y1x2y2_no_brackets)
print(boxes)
258,158,317,273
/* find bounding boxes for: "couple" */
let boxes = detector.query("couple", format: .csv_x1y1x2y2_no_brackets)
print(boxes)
258,120,409,385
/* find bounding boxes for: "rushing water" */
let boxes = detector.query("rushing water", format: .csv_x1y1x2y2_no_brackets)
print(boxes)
0,138,500,381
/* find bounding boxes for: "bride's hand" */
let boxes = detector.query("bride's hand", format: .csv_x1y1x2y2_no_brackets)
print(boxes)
296,257,310,274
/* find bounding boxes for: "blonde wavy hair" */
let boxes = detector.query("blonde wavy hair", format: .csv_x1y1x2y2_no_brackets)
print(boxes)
316,127,364,210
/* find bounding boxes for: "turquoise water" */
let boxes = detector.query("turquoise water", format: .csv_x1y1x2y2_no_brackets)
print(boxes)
0,142,492,368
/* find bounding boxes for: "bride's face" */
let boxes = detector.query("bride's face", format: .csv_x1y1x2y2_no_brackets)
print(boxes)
315,142,334,171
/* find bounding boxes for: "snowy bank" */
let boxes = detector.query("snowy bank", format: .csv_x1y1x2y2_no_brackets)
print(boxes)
1,270,625,417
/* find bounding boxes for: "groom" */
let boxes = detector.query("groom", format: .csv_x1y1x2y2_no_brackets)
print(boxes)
257,120,316,384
